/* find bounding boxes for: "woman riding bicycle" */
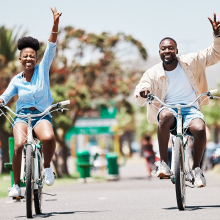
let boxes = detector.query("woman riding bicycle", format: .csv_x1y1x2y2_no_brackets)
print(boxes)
0,7,62,197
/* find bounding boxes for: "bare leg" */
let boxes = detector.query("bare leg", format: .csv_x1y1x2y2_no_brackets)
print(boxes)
13,123,27,187
157,109,176,164
187,119,206,169
34,121,56,168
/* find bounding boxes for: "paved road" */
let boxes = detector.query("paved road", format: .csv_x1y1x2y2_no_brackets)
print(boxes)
1,157,220,220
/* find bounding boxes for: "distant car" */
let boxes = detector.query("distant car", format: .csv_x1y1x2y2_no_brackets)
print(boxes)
203,142,220,170
210,148,220,167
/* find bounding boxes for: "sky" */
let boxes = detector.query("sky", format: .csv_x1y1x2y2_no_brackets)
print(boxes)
1,0,220,57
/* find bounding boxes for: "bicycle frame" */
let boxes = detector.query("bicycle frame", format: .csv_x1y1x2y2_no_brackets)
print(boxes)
0,100,70,192
170,107,190,178
0,100,70,217
145,89,218,178
142,89,218,210
20,114,43,191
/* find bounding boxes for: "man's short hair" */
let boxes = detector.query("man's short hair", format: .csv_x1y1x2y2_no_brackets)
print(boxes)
159,37,177,47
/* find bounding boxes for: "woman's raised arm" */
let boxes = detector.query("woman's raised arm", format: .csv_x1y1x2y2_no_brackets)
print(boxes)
49,7,62,43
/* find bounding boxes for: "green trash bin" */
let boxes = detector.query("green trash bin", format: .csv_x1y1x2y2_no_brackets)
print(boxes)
106,153,119,180
76,149,91,179
4,137,26,187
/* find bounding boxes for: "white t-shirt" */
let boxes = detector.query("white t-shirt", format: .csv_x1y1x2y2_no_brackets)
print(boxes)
164,62,198,108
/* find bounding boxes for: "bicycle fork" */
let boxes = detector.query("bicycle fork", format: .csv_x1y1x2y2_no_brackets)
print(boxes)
170,107,191,182
20,115,41,191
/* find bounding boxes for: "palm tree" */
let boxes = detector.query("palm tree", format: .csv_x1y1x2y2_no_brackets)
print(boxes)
0,26,27,67
0,26,26,173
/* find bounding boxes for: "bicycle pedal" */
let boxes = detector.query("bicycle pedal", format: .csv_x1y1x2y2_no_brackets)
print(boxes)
13,196,24,200
160,176,171,179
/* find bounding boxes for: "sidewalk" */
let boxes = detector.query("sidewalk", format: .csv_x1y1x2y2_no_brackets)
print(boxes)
89,153,148,180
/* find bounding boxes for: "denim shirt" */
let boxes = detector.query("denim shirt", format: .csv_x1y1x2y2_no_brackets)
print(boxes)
0,41,56,113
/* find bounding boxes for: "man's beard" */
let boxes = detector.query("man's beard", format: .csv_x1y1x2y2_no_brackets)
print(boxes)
163,58,175,65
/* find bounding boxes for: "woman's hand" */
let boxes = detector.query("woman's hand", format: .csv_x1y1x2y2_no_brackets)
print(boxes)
49,7,62,43
208,13,220,36
51,7,62,25
0,98,4,106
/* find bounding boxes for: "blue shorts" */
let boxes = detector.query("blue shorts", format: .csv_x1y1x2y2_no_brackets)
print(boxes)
157,106,206,137
11,108,52,130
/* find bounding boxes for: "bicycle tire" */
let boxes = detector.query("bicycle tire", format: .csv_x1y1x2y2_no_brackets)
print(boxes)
34,188,42,214
34,151,42,214
174,137,186,210
26,144,33,218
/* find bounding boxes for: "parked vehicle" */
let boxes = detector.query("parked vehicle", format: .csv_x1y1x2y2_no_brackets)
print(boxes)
202,142,220,170
210,148,220,167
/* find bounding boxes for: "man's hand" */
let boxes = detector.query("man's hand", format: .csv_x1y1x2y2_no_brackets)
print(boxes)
139,88,150,98
208,13,220,36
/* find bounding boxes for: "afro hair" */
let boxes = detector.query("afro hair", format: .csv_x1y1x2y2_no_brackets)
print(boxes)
17,36,40,51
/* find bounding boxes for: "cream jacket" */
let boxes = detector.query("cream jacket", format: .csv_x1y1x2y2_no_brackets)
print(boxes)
134,37,220,124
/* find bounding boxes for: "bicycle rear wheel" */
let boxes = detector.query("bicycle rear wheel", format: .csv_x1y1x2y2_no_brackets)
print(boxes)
26,144,33,218
34,151,43,214
174,137,186,210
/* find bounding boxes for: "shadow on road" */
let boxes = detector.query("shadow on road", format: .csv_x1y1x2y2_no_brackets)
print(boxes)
164,205,220,211
15,210,109,218
121,177,149,181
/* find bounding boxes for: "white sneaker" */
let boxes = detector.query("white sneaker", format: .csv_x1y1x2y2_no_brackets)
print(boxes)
154,160,172,177
9,184,21,197
192,167,206,188
43,167,55,186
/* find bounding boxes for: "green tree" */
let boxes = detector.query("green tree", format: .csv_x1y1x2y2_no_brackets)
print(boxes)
48,27,148,175
0,26,148,175
0,26,26,172
201,85,220,143
135,106,157,140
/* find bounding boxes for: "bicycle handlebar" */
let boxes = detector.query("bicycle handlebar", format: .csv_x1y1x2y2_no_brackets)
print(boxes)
59,100,70,106
209,89,218,94
0,100,70,118
146,89,218,109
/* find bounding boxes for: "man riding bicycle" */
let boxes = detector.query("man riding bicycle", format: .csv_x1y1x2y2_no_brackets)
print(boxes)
134,14,220,187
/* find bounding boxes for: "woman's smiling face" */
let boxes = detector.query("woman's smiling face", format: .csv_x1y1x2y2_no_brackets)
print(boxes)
19,47,37,70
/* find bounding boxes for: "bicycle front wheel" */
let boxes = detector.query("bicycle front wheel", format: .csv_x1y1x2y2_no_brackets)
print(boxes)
174,137,186,210
34,150,43,214
26,144,33,218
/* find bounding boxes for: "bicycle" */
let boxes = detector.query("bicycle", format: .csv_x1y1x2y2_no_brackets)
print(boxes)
0,100,70,218
145,89,218,210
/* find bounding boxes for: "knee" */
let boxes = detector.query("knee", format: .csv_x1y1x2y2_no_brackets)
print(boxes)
41,134,55,144
14,143,23,155
191,123,206,139
159,110,174,126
